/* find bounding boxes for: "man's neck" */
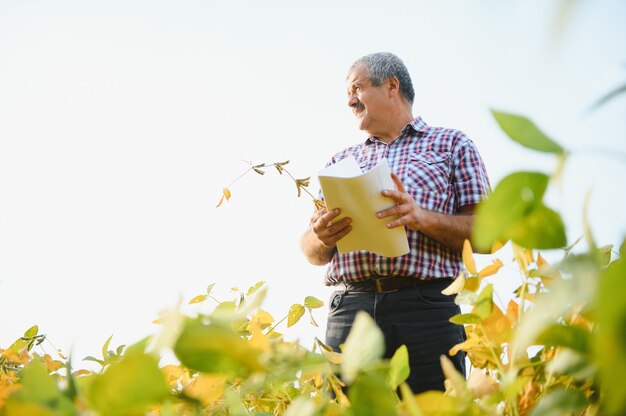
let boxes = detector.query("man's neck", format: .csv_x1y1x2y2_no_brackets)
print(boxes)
372,111,415,143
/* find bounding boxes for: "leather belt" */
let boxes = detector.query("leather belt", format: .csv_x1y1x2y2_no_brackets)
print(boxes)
334,277,454,293
335,276,417,293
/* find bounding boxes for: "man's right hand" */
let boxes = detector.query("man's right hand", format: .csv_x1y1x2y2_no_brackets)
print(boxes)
310,208,352,247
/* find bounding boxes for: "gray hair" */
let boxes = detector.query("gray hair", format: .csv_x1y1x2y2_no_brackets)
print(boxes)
349,52,415,105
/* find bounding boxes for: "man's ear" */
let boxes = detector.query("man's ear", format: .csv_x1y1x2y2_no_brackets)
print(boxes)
387,76,400,98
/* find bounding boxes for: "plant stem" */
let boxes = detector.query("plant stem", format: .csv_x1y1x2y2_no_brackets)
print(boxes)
266,315,288,335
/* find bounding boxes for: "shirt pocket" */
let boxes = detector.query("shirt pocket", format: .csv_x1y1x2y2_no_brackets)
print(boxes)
405,151,451,195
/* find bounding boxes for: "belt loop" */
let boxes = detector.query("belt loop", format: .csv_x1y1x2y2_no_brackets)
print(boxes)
341,277,349,294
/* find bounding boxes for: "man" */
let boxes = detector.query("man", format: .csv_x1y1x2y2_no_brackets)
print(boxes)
300,52,490,394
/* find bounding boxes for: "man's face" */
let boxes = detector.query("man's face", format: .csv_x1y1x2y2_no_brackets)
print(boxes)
346,65,392,136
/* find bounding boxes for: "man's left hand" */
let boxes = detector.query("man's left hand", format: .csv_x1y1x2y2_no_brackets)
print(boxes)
376,172,424,231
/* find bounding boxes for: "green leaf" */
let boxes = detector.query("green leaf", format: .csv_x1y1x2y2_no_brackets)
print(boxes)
598,244,613,267
6,358,74,414
546,349,595,380
505,204,567,249
341,311,385,385
530,388,587,416
474,171,565,251
287,304,305,327
174,318,262,377
349,372,398,416
491,110,564,154
589,82,626,111
536,324,591,354
595,253,626,415
449,313,483,325
388,345,410,390
83,356,105,366
206,282,215,295
304,296,324,309
24,325,39,338
474,284,494,319
102,334,113,362
86,351,169,416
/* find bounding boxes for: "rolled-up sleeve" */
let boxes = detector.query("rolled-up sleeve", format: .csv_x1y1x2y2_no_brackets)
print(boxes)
452,136,490,210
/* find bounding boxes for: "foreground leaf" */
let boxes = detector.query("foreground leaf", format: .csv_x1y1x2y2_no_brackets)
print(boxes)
595,253,626,415
3,358,74,415
388,345,410,390
341,311,385,385
86,351,168,416
349,372,398,416
174,318,262,377
530,388,587,416
474,171,566,251
491,110,564,154
462,239,476,274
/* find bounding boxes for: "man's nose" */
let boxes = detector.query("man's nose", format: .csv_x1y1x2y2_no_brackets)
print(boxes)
348,95,359,108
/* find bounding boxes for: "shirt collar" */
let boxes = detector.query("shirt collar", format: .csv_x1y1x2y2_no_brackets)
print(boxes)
365,116,429,144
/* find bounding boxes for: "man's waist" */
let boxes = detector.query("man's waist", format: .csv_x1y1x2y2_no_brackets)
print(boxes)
333,276,455,293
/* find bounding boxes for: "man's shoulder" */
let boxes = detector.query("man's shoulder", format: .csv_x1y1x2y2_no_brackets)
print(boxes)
327,141,368,164
416,122,473,152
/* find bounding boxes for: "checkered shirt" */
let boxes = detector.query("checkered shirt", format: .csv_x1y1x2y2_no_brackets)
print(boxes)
321,117,490,285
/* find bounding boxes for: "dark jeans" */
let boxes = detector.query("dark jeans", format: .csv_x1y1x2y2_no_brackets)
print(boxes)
325,279,466,394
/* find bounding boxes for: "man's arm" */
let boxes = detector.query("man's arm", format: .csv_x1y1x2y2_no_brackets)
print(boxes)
300,208,352,265
377,172,485,253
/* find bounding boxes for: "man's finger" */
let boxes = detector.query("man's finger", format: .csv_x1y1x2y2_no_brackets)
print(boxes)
390,172,407,193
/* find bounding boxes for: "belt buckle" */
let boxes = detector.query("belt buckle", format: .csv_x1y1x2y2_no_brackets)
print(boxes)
374,277,398,293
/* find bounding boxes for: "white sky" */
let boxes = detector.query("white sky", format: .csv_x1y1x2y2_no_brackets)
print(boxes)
1,0,625,366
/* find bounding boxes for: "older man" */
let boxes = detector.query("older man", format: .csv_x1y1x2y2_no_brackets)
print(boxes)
301,52,490,393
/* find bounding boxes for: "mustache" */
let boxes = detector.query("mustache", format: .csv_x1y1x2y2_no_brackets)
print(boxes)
352,102,365,112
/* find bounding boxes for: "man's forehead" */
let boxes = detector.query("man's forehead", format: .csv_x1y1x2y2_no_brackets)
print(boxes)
346,66,368,85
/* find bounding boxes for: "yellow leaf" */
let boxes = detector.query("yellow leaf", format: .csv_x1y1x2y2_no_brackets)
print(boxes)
72,369,92,377
313,199,326,211
188,294,207,305
152,319,162,324
43,354,63,372
524,248,534,264
490,239,505,253
184,374,226,406
481,304,510,345
464,276,481,292
506,300,519,324
414,391,458,413
537,253,548,268
463,239,477,274
478,259,504,278
512,244,529,276
216,188,231,208
248,321,271,352
161,364,185,386
321,348,343,364
449,336,481,357
56,350,67,360
442,273,466,295
0,383,21,407
249,309,274,328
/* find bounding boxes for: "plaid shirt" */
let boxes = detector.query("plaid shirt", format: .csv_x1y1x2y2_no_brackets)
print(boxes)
322,117,490,285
